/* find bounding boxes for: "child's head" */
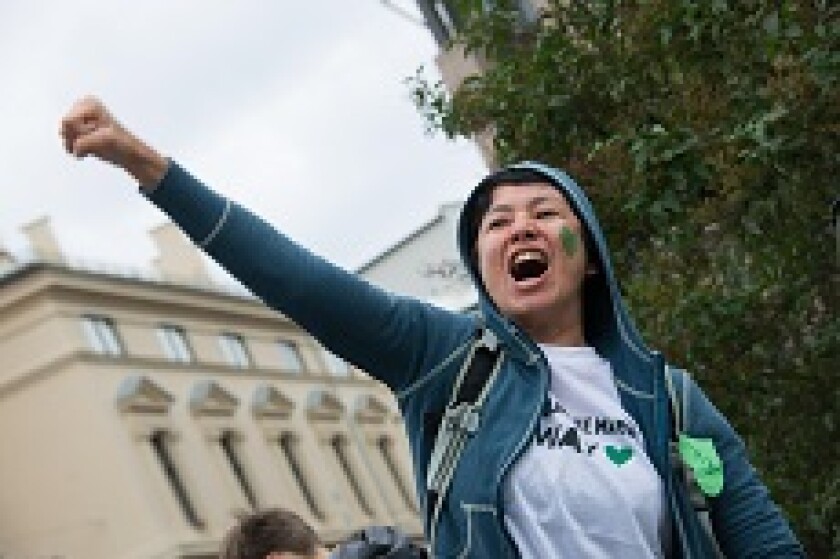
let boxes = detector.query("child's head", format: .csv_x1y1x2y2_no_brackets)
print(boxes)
220,508,328,559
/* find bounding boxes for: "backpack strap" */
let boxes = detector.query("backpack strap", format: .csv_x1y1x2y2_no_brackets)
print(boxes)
425,327,503,548
666,366,726,558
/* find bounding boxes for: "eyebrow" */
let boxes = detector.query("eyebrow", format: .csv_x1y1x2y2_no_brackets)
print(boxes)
486,196,560,215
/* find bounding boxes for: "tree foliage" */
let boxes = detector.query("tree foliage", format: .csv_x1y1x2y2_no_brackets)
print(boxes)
411,1,839,555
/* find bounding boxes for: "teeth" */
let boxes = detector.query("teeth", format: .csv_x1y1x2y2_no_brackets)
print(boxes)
513,250,546,265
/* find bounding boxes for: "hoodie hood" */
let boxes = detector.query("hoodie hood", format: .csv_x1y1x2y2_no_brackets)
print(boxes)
457,161,657,393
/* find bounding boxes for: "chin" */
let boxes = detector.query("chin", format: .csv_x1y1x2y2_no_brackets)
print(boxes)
502,289,577,324
502,299,552,324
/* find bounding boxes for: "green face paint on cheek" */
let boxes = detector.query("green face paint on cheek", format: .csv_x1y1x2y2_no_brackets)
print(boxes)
560,226,578,258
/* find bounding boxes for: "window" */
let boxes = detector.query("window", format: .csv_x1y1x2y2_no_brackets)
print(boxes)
150,430,202,529
331,434,372,516
220,431,257,509
219,333,251,368
276,340,304,373
157,325,193,363
323,349,349,377
433,0,457,38
81,315,123,356
279,433,323,520
378,436,417,512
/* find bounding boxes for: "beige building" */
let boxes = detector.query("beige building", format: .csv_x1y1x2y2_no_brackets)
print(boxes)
0,219,421,558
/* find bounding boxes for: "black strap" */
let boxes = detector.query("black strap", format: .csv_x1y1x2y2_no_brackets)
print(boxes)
423,329,501,529
424,330,501,444
667,367,726,557
455,342,500,405
425,490,439,536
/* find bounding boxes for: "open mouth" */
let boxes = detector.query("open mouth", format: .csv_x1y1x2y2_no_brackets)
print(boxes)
509,249,549,282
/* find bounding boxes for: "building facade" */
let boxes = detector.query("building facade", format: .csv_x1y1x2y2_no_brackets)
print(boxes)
412,0,550,166
357,202,476,311
0,220,421,558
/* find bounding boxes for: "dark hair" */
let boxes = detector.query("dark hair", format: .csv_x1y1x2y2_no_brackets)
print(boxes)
468,167,597,271
220,508,320,559
469,168,552,239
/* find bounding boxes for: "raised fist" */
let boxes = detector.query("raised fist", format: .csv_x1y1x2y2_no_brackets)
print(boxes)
60,96,167,188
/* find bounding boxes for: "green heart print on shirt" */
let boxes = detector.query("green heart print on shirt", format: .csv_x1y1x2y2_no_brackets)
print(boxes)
605,445,633,466
678,434,724,496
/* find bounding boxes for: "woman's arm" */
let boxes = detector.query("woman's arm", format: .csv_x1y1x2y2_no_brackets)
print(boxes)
60,97,475,391
148,163,474,390
684,375,805,557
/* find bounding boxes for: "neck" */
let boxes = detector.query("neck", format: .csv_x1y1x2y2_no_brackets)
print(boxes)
516,299,585,346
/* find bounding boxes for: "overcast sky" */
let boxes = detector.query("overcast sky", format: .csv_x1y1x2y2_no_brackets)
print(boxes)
0,1,487,284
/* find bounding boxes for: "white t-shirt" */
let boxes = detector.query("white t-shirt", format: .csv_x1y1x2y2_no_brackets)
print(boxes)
503,345,667,558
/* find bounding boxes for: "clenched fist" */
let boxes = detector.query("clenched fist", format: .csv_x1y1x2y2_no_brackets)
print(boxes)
60,96,169,189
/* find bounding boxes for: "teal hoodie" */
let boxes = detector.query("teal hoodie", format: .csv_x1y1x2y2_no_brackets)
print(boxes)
146,161,803,558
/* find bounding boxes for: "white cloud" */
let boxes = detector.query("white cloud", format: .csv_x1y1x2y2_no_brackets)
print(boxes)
0,0,486,280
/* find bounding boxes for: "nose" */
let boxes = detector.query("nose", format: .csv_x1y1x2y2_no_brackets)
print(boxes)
510,215,538,242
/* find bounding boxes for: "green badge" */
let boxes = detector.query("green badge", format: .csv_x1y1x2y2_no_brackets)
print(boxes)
605,445,633,466
560,225,577,258
678,434,724,497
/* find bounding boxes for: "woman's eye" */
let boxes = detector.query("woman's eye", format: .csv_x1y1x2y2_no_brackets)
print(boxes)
486,218,509,230
536,210,560,219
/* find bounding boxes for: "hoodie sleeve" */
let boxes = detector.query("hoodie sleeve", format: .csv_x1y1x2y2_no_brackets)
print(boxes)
143,161,474,393
683,374,805,557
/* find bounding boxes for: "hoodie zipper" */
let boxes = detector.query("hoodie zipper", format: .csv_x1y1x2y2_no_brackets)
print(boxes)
494,323,547,557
